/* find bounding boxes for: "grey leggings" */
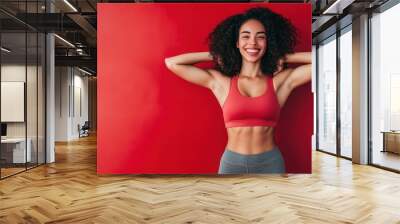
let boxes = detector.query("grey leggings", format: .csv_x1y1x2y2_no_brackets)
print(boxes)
218,147,286,174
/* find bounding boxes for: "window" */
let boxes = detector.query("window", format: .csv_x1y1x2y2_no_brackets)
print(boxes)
339,27,352,158
370,2,400,171
317,35,337,154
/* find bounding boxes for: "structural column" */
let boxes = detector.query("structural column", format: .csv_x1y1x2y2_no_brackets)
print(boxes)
46,0,55,163
352,14,369,164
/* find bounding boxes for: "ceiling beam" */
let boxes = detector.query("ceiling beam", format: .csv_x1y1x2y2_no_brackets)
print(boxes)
55,55,96,68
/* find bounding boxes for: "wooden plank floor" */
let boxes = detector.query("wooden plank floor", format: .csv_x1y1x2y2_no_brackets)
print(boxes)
1,134,400,224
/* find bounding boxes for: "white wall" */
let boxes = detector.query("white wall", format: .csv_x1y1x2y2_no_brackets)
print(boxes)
1,64,39,137
55,66,70,141
1,82,25,122
72,73,89,138
1,63,46,164
55,67,89,141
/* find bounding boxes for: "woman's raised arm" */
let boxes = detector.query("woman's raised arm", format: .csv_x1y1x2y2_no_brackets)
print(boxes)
273,52,312,106
274,52,311,88
281,52,311,89
165,52,218,89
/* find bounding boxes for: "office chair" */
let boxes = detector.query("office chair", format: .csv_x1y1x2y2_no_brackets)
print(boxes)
79,121,90,138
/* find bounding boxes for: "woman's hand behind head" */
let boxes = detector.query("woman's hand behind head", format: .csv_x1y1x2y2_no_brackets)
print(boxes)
273,58,285,76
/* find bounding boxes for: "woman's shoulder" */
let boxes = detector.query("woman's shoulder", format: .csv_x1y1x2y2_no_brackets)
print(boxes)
206,68,224,76
272,68,294,90
206,69,231,81
206,69,231,90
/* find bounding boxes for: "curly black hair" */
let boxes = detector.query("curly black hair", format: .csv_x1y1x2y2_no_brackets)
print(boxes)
208,7,297,77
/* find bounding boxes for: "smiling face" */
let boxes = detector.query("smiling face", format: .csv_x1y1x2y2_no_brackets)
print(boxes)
236,19,267,63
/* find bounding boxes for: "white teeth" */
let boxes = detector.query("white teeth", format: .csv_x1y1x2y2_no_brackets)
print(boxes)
246,49,259,53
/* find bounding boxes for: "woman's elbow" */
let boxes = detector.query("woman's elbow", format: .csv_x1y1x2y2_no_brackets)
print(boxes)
164,57,174,70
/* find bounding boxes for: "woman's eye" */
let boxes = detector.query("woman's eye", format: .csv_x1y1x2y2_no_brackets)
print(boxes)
242,36,249,39
257,36,266,39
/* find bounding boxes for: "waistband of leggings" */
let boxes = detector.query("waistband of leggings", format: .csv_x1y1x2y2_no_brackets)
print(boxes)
223,146,282,165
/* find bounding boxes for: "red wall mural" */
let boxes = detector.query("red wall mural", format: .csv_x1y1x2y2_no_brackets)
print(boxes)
98,3,312,174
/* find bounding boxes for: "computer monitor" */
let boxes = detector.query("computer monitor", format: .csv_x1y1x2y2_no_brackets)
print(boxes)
1,123,7,137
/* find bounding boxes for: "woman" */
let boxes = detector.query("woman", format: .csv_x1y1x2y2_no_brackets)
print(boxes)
165,7,311,174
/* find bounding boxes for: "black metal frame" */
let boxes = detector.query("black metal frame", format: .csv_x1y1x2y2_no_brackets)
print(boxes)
367,10,373,166
36,1,39,168
25,2,28,172
336,27,341,158
315,44,319,151
44,0,47,165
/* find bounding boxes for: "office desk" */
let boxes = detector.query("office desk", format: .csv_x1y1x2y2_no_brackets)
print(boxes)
381,131,400,154
1,138,31,163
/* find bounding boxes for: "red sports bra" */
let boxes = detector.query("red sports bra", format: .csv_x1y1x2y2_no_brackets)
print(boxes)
222,75,280,128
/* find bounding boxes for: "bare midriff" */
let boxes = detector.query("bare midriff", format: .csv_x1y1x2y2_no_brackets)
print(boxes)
225,126,276,155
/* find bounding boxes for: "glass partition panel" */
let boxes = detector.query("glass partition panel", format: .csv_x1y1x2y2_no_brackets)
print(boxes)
0,1,46,179
317,35,337,154
27,31,38,169
1,31,27,177
339,28,352,158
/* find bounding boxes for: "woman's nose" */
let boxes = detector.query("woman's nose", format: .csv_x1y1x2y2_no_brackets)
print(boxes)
248,37,256,45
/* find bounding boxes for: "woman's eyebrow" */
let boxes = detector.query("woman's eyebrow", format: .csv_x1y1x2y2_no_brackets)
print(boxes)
239,31,266,34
